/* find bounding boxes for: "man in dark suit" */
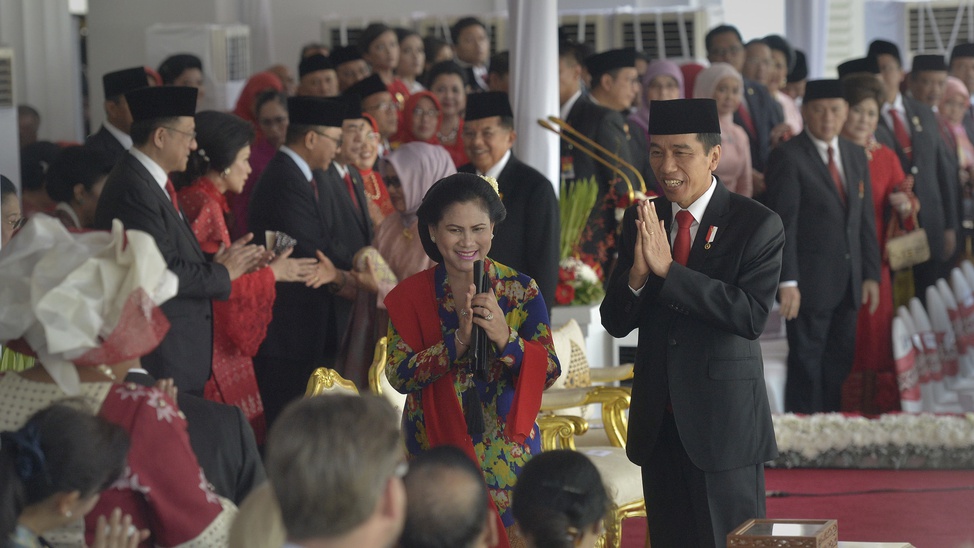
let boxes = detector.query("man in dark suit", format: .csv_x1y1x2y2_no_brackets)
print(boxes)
868,40,959,292
452,17,490,93
458,91,560,310
949,43,974,143
85,67,147,165
557,40,637,276
124,369,265,505
248,96,348,426
765,79,881,413
706,25,786,197
94,86,261,396
601,98,782,547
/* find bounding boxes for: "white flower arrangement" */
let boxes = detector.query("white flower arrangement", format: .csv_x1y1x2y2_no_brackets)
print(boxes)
770,413,974,469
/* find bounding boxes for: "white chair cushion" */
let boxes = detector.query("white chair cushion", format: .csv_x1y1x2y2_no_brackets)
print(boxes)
581,447,643,506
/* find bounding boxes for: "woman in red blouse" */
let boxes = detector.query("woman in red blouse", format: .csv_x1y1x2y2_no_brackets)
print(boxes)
840,75,920,414
176,111,317,442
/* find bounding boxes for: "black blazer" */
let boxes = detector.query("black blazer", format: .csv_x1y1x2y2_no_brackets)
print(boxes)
601,182,782,471
764,132,881,311
123,370,266,505
562,94,638,200
94,152,231,394
734,78,782,173
248,151,337,363
874,95,959,260
459,154,560,310
963,107,974,145
84,125,127,166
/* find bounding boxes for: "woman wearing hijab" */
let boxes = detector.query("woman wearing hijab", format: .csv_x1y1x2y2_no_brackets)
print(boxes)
940,76,974,258
693,63,753,196
394,90,443,146
629,59,684,139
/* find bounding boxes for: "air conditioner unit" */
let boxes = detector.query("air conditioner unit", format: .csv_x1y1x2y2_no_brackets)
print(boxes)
611,6,721,61
145,24,252,111
0,47,20,198
903,1,974,58
320,17,368,49
558,11,612,52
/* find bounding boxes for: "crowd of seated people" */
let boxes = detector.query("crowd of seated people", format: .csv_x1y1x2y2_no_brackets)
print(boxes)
6,12,974,547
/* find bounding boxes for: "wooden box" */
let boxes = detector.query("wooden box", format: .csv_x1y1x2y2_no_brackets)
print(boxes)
727,519,838,548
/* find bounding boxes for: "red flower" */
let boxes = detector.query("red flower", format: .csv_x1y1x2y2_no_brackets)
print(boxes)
555,283,576,305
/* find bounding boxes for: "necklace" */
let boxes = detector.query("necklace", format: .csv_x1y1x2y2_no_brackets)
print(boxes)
363,172,382,200
402,227,414,240
437,121,459,143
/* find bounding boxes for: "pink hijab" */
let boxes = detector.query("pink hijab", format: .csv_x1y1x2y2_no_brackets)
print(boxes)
630,60,685,135
384,142,457,225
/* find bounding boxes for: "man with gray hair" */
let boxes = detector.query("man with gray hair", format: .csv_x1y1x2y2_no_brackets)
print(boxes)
266,395,406,548
399,446,498,548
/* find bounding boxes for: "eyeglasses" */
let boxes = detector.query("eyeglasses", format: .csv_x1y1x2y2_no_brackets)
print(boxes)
412,107,439,119
259,116,288,127
163,126,197,140
314,130,342,147
366,101,398,113
364,131,379,143
6,216,26,230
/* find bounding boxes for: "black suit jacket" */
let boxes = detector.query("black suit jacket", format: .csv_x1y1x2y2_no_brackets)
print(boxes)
562,94,638,200
94,152,231,393
248,151,337,363
764,132,881,311
874,95,959,261
601,182,782,471
734,78,782,173
123,370,265,505
84,125,127,166
963,106,974,145
459,154,560,310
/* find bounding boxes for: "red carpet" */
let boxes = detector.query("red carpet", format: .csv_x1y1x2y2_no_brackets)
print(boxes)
620,468,974,547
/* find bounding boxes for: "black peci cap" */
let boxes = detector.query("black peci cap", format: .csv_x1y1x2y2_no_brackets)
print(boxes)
585,48,636,83
950,43,974,65
299,54,334,78
647,98,720,135
867,39,902,66
342,74,389,102
287,96,345,127
103,67,148,99
837,57,880,79
912,54,947,73
803,79,846,102
329,45,364,67
126,86,197,121
464,91,513,121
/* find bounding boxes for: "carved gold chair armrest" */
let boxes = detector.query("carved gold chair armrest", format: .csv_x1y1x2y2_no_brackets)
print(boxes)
367,337,389,396
540,386,631,448
536,415,589,451
587,363,634,384
305,367,359,397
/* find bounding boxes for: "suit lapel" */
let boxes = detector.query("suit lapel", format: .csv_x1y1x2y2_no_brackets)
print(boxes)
797,132,846,209
128,156,204,259
686,182,729,272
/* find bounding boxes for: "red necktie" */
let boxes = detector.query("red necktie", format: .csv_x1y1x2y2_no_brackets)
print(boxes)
673,210,694,266
164,178,180,212
309,177,319,201
890,109,913,162
343,172,361,209
737,104,756,139
827,145,846,204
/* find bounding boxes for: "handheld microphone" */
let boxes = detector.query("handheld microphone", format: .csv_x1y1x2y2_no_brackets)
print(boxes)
472,260,489,380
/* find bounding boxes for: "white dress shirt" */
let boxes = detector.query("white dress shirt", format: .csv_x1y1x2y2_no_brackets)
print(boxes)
477,149,511,179
280,146,313,182
104,121,133,150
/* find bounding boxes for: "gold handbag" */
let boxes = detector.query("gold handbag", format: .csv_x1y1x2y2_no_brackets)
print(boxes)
885,212,930,271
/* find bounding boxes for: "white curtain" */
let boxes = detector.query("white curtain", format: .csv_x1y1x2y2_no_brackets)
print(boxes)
785,0,830,79
507,0,560,194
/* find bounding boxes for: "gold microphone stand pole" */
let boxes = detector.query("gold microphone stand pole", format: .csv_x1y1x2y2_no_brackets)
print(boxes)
537,119,637,204
547,116,648,195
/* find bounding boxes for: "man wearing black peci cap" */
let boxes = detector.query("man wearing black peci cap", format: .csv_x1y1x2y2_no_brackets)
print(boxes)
836,56,880,80
908,54,949,108
869,39,959,294
601,98,783,547
85,67,148,164
458,91,559,311
296,53,339,98
95,86,263,396
765,79,881,414
330,45,371,93
248,96,349,426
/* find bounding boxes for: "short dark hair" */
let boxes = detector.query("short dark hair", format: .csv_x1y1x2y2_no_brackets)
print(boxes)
395,27,420,44
558,40,587,66
176,110,254,187
0,403,129,542
697,132,722,153
17,104,39,122
512,450,609,548
705,24,743,53
0,175,17,200
417,172,506,263
129,116,179,147
451,17,487,45
842,74,886,109
357,23,395,54
157,53,203,84
426,60,468,90
19,141,61,192
400,446,488,548
255,89,288,119
424,37,449,62
46,146,113,203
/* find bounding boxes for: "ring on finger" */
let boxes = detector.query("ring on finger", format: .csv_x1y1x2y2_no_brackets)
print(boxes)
484,312,494,320
460,309,469,317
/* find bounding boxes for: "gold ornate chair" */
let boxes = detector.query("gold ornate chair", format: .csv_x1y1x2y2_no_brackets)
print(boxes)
536,319,645,548
304,367,359,397
368,337,407,417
